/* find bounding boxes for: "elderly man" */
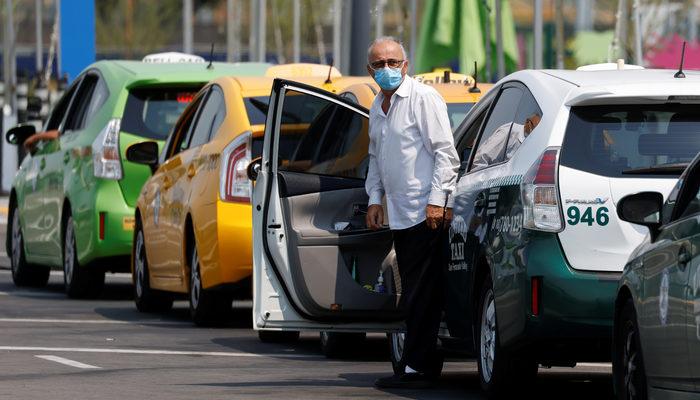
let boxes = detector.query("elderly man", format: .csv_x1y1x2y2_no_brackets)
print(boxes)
365,37,459,389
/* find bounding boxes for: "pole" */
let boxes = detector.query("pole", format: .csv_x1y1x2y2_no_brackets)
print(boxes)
293,0,301,62
375,0,385,38
495,0,505,79
349,0,371,75
227,0,235,62
333,0,341,68
633,0,643,65
249,0,255,61
3,0,17,192
409,0,417,74
256,0,266,62
35,0,43,73
483,0,492,82
534,0,543,69
555,0,564,69
183,0,193,53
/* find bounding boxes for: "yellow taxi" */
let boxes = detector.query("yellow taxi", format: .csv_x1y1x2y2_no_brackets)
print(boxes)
125,73,370,325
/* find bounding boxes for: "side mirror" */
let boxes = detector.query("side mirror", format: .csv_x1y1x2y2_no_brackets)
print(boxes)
6,124,36,145
126,141,159,173
617,191,663,239
247,157,262,181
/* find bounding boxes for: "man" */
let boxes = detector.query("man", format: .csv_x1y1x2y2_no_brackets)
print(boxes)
365,37,459,389
472,113,541,170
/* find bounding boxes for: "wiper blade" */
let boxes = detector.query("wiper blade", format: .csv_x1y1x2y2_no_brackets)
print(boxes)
622,163,689,175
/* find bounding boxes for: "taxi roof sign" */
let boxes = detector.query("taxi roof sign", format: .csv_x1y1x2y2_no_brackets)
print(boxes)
414,68,475,86
142,52,206,64
265,63,342,79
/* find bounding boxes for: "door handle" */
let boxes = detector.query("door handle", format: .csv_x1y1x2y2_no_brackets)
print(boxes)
39,158,46,170
678,245,691,269
63,151,70,164
187,164,196,178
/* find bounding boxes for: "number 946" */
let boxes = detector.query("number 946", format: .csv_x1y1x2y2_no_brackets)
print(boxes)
566,206,609,226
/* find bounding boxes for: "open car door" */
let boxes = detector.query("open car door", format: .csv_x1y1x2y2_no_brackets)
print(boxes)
252,79,404,332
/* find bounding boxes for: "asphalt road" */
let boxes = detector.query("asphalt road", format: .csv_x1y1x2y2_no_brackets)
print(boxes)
0,198,615,399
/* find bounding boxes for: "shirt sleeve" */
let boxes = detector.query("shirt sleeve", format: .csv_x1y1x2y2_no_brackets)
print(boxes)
365,115,384,206
415,90,460,208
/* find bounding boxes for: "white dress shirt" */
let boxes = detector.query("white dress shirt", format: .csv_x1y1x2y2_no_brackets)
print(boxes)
366,76,460,230
472,122,525,170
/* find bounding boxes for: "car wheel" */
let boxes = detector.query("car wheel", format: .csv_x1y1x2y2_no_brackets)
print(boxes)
477,276,538,397
614,299,648,400
133,221,173,312
63,216,104,298
388,332,406,374
258,330,300,343
319,331,366,358
9,206,49,287
189,245,231,326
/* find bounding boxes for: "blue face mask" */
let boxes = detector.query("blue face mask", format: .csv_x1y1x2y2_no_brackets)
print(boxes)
373,66,404,91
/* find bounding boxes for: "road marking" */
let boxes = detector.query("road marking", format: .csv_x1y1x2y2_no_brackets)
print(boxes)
0,291,8,296
576,362,612,368
0,317,188,326
1,346,318,359
35,355,100,369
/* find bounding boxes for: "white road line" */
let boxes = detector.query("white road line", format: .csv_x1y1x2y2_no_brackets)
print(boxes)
576,362,612,368
35,355,101,369
0,291,8,296
0,317,188,326
2,346,317,359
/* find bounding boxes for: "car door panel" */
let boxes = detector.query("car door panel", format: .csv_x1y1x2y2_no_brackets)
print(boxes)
254,79,403,331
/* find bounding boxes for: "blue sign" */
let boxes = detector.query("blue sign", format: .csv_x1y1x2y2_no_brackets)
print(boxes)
59,0,95,81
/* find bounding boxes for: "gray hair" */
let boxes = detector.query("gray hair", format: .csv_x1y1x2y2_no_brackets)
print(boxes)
367,36,408,62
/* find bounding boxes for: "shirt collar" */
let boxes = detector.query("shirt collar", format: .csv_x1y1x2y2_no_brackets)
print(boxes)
394,75,412,98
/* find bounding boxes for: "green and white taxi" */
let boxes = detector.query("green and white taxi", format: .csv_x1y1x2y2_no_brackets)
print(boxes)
249,69,700,396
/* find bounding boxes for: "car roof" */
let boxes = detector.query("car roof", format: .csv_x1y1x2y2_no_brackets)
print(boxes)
211,76,337,98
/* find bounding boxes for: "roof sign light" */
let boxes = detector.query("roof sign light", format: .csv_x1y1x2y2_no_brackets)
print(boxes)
142,52,205,64
176,92,196,104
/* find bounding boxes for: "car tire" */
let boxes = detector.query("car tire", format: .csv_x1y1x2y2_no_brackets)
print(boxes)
9,206,49,287
319,331,366,358
614,299,648,400
189,245,231,326
477,276,538,398
133,220,173,313
388,332,406,375
63,216,105,299
258,330,300,343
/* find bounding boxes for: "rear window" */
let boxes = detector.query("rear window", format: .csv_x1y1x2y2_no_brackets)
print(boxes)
244,95,329,126
447,102,474,132
121,85,202,140
561,105,700,178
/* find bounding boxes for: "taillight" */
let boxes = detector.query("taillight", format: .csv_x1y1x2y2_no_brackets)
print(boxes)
92,118,123,180
521,147,563,232
220,134,251,203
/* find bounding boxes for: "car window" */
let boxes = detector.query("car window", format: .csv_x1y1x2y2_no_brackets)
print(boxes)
188,85,225,147
561,104,700,178
673,162,700,221
64,74,109,132
168,92,206,158
339,92,359,105
504,89,542,161
446,102,475,133
121,85,202,140
470,86,523,172
45,78,81,131
79,77,109,128
456,107,487,173
276,90,368,179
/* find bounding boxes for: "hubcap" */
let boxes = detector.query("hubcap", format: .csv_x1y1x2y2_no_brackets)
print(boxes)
624,324,639,400
64,222,75,285
134,230,145,299
11,211,21,273
480,289,496,383
391,332,405,363
190,248,201,309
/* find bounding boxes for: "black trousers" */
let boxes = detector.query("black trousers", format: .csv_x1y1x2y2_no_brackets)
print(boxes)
393,221,448,375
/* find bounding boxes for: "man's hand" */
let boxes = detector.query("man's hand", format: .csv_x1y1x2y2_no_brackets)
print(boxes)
366,204,384,230
426,205,453,230
23,130,59,152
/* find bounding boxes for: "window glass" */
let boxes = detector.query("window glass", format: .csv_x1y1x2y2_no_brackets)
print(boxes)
79,78,109,129
456,108,487,172
45,79,80,131
504,90,542,161
446,102,475,133
470,87,523,171
187,86,225,149
169,94,205,158
63,76,99,132
561,104,700,178
276,90,368,179
121,85,202,140
340,92,359,105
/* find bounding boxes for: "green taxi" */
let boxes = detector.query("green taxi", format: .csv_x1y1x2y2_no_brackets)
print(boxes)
5,53,268,297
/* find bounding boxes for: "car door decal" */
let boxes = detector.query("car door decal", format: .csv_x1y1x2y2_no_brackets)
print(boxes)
660,268,670,326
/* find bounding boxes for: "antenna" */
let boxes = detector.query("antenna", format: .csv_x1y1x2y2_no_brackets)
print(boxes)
325,59,334,84
675,41,686,79
469,61,481,93
207,43,214,70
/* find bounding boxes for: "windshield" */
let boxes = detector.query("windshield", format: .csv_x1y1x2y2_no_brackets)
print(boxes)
447,102,474,132
560,105,700,178
121,85,202,140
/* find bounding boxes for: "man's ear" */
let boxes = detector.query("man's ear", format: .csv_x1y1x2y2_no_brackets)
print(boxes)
402,60,409,76
367,65,374,77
